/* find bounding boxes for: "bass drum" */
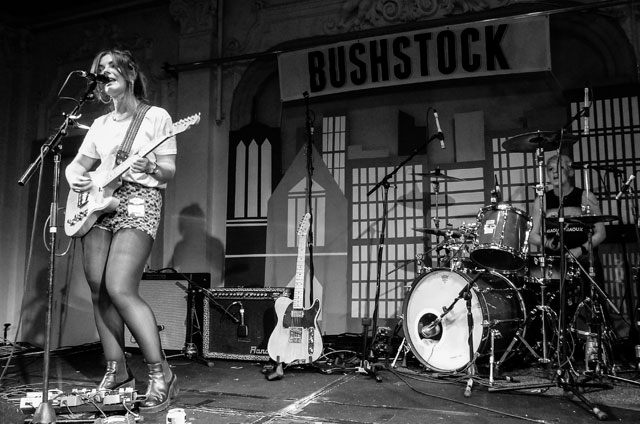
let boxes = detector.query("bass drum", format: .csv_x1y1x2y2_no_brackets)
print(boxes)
403,268,526,372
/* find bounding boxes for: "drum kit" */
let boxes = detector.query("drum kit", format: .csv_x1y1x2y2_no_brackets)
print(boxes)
400,129,621,382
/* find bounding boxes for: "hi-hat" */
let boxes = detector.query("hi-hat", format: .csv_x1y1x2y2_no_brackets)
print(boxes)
502,130,579,153
414,170,466,182
413,227,463,238
566,215,618,225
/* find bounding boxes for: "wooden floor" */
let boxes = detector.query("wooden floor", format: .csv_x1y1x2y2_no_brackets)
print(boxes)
2,339,640,424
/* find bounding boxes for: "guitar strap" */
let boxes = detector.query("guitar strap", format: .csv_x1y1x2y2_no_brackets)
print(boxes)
115,102,152,165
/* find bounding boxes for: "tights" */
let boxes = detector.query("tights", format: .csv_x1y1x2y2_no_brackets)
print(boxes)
81,227,163,364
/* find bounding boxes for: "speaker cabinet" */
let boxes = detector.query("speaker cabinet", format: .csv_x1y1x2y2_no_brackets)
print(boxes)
125,272,210,351
203,287,292,361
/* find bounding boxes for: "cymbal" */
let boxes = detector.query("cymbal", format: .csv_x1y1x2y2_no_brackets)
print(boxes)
566,215,618,225
502,131,579,153
413,227,463,238
414,170,466,182
546,215,618,225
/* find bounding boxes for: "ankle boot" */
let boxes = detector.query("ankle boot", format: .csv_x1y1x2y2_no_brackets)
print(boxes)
97,360,135,391
139,359,178,413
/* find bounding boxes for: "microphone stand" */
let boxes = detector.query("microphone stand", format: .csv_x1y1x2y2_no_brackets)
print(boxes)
17,80,97,424
362,132,439,380
303,92,315,305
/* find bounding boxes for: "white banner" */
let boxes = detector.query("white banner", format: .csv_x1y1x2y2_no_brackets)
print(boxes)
278,16,551,101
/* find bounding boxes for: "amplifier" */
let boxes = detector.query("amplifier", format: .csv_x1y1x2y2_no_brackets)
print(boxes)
125,272,210,351
203,287,292,361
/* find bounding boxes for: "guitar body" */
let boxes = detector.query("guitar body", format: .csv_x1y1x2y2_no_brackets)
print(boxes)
63,113,201,238
268,295,323,365
64,170,121,237
266,213,324,366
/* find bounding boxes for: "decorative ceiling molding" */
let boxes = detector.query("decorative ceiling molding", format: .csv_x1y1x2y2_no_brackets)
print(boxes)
170,0,218,34
324,0,513,33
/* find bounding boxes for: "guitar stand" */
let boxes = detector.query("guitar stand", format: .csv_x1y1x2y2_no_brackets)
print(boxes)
264,361,284,381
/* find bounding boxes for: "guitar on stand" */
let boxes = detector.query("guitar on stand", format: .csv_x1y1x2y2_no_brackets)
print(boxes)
267,213,323,379
64,113,201,237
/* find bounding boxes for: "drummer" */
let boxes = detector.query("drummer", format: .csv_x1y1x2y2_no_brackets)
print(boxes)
529,154,606,302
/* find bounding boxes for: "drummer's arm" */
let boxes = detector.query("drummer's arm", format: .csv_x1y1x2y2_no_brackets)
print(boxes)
585,193,607,249
568,193,607,259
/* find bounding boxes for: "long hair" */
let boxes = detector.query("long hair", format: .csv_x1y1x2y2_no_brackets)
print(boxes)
90,48,149,106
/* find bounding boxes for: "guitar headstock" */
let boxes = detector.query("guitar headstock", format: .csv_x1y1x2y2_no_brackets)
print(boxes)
297,213,311,236
172,113,201,135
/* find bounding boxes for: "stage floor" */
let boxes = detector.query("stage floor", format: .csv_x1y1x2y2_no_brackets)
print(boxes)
2,339,640,424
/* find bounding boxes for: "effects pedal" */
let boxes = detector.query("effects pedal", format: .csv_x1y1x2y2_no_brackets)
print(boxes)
20,387,138,414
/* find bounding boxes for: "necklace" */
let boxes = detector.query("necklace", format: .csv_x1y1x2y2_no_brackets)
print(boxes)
111,111,132,121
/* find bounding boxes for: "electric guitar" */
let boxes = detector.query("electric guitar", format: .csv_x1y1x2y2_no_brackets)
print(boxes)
267,213,324,365
64,113,201,237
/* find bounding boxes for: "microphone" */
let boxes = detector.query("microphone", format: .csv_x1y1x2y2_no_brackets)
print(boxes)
433,109,445,149
464,377,473,397
616,174,636,200
237,305,248,337
591,406,608,421
491,174,501,203
583,85,590,135
76,70,111,84
570,162,623,173
419,319,441,338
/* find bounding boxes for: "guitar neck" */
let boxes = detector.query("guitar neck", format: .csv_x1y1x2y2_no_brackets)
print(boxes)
100,134,172,188
292,234,307,310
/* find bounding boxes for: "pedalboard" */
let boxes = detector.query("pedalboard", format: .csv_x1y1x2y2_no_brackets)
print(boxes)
19,387,138,414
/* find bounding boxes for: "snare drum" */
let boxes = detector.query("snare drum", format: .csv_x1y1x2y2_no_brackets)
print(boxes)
470,204,532,272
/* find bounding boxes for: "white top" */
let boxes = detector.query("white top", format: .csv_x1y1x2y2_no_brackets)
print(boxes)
78,106,177,189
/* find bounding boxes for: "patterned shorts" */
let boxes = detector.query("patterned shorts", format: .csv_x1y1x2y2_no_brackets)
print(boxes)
94,181,163,239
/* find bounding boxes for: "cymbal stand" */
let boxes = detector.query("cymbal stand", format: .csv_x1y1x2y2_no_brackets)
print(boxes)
533,146,554,363
550,121,612,420
614,173,639,344
566,245,640,387
491,147,556,381
431,177,444,267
